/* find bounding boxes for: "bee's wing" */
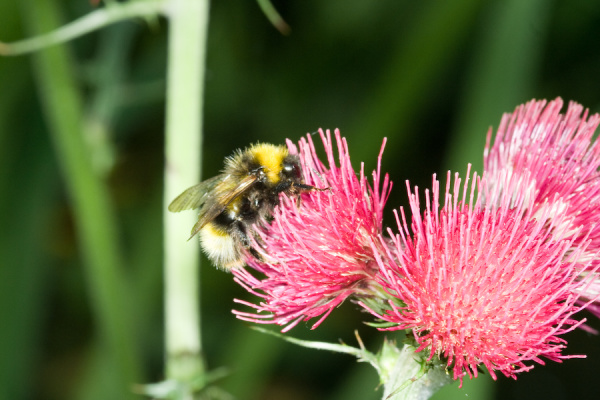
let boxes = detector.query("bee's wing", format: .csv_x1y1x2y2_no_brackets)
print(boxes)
188,173,260,239
168,175,225,212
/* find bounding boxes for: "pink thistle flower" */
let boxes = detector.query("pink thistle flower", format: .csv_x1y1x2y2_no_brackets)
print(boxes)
364,168,599,386
484,98,600,267
232,129,392,331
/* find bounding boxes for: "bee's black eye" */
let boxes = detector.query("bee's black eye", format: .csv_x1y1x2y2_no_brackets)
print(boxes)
282,157,301,180
283,163,294,173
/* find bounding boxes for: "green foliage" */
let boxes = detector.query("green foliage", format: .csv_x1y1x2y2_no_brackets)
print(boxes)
2,1,600,399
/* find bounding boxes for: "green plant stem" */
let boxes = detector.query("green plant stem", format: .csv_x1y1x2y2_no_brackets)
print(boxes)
163,0,210,390
1,0,164,56
20,0,141,398
256,0,290,35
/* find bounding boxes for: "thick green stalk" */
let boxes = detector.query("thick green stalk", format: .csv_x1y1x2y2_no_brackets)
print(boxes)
20,0,140,398
163,0,210,389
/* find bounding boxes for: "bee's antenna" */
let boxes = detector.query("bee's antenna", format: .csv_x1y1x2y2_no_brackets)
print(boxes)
310,167,329,189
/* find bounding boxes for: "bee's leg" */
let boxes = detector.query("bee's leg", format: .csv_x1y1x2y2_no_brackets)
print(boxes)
289,182,330,208
234,221,262,261
293,182,330,192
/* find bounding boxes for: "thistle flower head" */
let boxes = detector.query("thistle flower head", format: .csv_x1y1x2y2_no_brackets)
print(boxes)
366,168,598,385
484,98,600,263
233,129,392,331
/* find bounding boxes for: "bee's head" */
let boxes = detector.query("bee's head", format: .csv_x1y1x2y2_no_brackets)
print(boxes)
280,155,303,183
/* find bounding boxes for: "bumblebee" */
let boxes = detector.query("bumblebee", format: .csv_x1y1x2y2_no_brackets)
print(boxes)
168,143,322,270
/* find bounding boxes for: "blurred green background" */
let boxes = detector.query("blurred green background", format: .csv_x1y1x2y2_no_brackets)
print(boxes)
2,0,600,399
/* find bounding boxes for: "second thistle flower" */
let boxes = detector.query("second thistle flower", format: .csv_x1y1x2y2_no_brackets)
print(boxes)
366,169,598,385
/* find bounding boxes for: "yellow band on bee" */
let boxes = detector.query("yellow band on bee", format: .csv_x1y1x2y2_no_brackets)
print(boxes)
203,222,230,237
251,144,288,184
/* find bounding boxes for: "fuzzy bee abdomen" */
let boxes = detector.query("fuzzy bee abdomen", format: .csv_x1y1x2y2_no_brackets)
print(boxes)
199,222,244,270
